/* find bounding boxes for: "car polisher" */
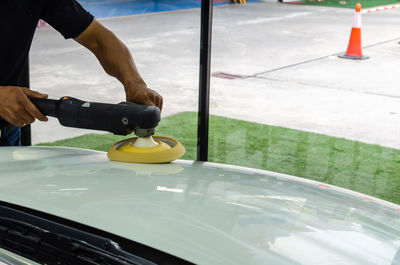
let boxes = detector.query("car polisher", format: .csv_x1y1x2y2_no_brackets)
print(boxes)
30,96,185,164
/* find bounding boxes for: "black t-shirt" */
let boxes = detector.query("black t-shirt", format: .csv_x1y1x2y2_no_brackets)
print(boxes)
0,0,94,86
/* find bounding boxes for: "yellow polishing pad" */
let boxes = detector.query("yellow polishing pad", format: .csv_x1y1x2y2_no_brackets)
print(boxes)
107,136,185,164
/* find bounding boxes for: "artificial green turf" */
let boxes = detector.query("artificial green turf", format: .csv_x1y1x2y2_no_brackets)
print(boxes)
37,112,400,205
301,0,399,9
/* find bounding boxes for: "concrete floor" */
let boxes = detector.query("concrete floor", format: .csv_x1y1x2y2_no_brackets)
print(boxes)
30,1,400,149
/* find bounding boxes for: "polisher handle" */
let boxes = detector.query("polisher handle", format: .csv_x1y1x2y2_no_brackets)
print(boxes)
30,96,160,136
29,98,60,117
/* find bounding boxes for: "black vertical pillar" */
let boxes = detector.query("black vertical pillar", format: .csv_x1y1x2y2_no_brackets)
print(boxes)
197,0,213,161
19,58,32,146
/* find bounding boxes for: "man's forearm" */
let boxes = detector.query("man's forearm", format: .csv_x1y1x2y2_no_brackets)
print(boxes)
75,20,144,89
74,19,163,109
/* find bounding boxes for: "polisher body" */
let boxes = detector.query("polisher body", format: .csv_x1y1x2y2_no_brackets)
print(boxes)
30,97,160,137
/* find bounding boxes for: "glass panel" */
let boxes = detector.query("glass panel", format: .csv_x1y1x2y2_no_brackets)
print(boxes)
209,1,400,205
31,0,200,160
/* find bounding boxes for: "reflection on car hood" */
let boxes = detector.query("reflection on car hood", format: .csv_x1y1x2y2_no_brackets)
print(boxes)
0,247,40,265
0,147,399,265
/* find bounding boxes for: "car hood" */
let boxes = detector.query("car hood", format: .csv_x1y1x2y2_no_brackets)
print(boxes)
0,146,399,265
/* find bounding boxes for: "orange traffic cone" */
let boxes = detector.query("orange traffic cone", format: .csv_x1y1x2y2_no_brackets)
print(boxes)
339,3,369,60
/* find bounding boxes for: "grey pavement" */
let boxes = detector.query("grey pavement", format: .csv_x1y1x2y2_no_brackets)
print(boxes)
30,2,400,149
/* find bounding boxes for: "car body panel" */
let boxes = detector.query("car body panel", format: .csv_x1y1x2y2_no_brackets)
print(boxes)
0,147,399,265
0,248,40,265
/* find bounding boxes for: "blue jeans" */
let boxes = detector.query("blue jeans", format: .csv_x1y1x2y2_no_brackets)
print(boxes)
0,120,21,146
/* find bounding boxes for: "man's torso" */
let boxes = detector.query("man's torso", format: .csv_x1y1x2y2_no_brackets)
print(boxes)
0,1,42,86
0,0,93,86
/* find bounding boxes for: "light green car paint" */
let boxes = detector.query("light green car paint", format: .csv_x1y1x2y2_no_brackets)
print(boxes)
0,248,40,265
0,147,399,265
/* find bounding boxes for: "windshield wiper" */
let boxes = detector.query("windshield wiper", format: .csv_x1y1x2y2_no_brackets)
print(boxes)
0,211,154,265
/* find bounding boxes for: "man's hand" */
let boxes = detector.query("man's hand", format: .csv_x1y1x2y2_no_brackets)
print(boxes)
0,86,48,127
125,82,163,111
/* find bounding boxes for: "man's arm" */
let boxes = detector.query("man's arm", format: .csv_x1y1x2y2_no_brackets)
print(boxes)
74,20,163,110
